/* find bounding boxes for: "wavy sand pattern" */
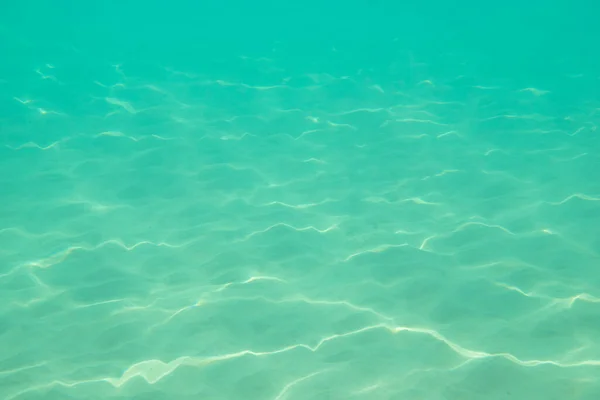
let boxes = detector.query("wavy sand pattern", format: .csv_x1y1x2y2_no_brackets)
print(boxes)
1,42,600,399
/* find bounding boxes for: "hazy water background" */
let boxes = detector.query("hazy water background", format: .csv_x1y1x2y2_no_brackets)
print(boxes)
2,1,600,399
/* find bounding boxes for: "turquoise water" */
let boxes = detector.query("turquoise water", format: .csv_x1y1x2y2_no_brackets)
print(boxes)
2,1,600,399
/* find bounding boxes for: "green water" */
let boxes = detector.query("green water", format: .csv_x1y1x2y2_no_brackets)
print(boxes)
1,1,600,399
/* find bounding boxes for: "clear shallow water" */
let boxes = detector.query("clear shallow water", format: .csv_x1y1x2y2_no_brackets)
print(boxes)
2,1,600,399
